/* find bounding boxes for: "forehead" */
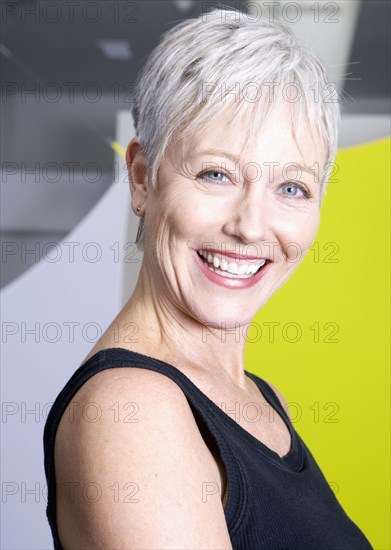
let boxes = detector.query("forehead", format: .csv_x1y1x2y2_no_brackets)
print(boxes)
181,101,326,170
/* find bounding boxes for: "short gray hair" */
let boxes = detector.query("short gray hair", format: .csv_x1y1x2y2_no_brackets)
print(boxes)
131,6,341,250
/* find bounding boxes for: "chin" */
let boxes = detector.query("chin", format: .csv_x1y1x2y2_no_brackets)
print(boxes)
197,307,257,332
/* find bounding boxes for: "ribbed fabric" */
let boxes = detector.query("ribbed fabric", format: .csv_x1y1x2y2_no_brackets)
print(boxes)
43,347,373,549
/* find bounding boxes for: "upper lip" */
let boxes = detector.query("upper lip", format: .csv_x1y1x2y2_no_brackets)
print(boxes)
196,248,271,261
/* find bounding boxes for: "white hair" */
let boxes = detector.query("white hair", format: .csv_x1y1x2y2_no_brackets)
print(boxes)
131,6,341,250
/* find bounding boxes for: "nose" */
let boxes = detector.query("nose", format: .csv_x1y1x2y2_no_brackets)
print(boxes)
222,187,274,248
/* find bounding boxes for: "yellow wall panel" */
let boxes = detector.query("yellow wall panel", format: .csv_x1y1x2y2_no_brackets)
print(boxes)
246,138,390,549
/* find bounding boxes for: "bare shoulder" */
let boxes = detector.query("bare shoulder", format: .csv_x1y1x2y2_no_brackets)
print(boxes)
55,366,232,549
264,379,292,421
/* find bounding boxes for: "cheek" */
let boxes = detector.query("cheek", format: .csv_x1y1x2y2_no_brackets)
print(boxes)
280,209,320,262
167,192,218,238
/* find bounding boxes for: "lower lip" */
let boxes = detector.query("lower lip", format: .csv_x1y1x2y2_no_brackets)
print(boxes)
193,250,272,289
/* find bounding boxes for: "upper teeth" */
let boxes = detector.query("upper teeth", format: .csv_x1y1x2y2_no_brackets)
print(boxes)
198,250,266,275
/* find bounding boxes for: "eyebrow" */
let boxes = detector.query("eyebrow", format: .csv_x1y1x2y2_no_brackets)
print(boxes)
193,148,317,176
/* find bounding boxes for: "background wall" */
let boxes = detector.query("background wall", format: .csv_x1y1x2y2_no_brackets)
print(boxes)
1,110,138,550
1,1,390,548
246,137,390,550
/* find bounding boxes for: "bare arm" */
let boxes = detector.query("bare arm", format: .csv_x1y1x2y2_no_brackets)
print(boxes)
54,367,233,549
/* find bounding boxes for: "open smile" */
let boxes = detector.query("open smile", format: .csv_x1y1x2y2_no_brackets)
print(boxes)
194,249,272,289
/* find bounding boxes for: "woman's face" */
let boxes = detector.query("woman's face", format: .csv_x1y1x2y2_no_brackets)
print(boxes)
141,102,327,328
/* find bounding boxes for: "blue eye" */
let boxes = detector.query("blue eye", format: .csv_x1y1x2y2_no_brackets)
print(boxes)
197,171,312,200
198,170,230,185
281,182,311,200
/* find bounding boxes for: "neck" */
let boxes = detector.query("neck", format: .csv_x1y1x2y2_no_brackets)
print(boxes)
115,261,252,390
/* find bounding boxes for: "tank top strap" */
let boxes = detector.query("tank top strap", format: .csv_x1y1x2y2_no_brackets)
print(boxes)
247,372,292,424
244,370,304,472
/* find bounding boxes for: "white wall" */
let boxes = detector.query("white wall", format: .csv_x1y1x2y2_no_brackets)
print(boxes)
0,110,141,549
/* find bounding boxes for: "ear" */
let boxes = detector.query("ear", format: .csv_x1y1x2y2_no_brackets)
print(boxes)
126,136,149,215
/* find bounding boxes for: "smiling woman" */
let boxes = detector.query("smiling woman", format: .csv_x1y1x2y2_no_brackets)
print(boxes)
43,6,374,550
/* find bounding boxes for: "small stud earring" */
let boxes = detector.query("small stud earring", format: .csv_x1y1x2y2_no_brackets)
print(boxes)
136,206,141,212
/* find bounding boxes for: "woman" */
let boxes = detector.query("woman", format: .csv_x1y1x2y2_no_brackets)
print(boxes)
44,7,373,549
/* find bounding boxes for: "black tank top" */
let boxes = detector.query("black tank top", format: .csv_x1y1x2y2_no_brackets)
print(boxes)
43,347,373,549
